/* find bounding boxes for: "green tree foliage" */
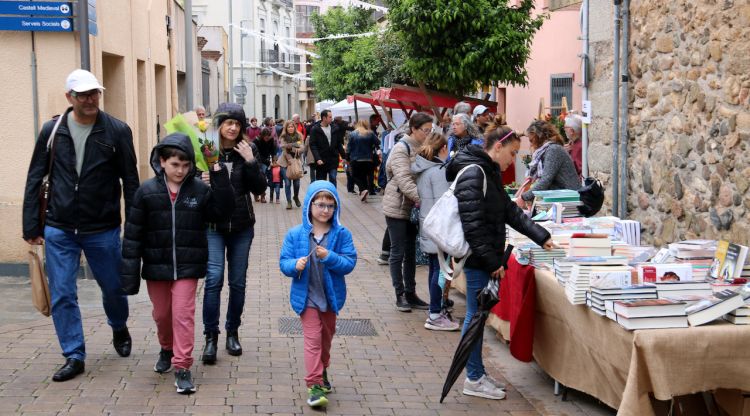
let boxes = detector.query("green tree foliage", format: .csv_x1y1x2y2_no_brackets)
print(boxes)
385,0,546,95
311,6,408,100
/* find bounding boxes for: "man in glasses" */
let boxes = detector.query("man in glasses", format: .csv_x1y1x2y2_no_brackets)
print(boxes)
23,69,139,382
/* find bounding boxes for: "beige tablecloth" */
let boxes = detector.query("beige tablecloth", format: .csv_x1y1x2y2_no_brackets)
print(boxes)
532,269,750,416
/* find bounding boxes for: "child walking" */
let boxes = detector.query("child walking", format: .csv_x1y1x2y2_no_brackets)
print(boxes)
121,133,234,394
279,181,357,408
269,158,282,204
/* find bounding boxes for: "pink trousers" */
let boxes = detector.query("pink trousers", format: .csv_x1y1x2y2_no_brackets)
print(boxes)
300,307,337,387
146,279,198,370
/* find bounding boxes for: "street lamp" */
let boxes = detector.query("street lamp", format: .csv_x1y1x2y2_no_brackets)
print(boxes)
235,20,248,105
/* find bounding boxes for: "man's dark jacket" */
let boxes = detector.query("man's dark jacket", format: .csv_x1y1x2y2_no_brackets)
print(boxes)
120,133,235,295
446,146,550,272
309,122,346,171
23,107,140,239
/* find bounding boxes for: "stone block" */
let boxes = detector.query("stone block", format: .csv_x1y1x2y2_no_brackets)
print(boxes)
655,36,674,53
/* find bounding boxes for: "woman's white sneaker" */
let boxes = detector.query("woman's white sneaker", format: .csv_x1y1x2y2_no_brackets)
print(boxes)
462,375,506,400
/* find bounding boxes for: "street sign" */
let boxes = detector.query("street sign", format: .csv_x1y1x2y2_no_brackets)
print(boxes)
0,1,72,16
233,85,247,96
0,16,72,31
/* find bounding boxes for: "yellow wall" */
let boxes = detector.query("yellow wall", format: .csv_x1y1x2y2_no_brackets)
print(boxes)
0,0,176,265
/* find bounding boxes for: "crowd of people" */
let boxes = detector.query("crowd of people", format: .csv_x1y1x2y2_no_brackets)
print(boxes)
22,68,585,408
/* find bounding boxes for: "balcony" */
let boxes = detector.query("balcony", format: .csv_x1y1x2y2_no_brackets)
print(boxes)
261,49,280,69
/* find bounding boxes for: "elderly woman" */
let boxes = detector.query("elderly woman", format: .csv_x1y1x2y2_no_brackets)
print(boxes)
517,120,581,208
447,113,483,160
563,115,583,177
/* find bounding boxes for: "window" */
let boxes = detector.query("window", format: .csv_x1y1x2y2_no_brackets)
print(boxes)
287,94,292,118
274,95,280,119
295,5,319,34
262,94,267,118
550,73,574,118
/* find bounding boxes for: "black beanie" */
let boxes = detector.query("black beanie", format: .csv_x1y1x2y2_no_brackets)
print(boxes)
214,102,248,132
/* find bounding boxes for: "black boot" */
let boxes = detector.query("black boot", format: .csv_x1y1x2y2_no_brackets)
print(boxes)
226,331,243,356
112,327,132,357
201,331,218,364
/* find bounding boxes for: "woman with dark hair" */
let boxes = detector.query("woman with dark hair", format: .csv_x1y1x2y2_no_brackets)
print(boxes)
517,120,580,208
201,102,267,365
411,132,458,331
446,125,554,400
347,119,380,202
254,127,278,203
278,120,303,209
383,112,433,312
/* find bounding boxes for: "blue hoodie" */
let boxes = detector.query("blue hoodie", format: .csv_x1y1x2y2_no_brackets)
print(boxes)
279,181,357,315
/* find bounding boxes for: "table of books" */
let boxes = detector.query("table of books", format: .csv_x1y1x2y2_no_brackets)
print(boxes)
530,268,750,416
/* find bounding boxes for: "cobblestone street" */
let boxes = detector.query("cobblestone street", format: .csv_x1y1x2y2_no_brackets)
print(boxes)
0,177,614,415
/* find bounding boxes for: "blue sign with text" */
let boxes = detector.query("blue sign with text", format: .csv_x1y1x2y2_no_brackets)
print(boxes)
0,1,72,16
0,16,73,31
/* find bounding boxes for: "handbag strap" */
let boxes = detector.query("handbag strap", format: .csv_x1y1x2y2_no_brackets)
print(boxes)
43,115,64,182
449,164,487,196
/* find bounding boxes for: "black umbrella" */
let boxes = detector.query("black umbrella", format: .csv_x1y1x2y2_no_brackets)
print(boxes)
439,245,514,403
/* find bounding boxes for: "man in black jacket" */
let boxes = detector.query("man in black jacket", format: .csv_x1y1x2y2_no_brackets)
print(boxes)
22,69,140,382
308,110,346,186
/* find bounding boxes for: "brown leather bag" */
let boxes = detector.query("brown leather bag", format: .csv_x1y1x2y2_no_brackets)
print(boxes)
39,115,64,226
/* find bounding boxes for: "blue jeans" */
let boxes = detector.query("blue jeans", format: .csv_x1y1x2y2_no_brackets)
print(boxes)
462,267,489,381
203,228,254,333
44,226,129,361
281,167,300,202
428,254,442,314
315,166,338,187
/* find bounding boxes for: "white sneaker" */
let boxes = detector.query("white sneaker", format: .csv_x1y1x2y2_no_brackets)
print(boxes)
424,314,460,331
462,375,506,400
483,373,506,389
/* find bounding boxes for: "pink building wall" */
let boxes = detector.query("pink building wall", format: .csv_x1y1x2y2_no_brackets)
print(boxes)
501,5,582,133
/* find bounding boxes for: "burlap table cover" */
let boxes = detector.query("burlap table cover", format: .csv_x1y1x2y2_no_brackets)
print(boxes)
533,269,750,415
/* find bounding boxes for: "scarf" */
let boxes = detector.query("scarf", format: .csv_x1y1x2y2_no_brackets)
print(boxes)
528,141,552,179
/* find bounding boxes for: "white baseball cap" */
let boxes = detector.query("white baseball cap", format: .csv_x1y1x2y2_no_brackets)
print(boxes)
65,69,105,93
472,104,489,118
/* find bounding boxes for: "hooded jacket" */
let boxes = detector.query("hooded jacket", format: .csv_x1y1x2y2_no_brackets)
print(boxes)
412,155,450,254
120,133,235,294
446,146,550,272
23,107,140,239
279,181,357,315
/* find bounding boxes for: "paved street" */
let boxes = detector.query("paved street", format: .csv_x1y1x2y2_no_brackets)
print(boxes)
0,176,614,415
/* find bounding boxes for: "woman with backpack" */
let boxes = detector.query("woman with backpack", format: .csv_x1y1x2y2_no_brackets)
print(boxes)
347,120,380,202
445,125,554,400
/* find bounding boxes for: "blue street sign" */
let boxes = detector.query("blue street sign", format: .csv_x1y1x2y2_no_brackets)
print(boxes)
0,16,73,31
0,1,72,16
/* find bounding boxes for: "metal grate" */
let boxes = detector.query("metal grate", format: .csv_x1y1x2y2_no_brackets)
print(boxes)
550,73,574,117
278,317,378,336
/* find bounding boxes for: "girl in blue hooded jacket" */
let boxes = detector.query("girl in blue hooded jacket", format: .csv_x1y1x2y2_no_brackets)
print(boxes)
279,180,357,408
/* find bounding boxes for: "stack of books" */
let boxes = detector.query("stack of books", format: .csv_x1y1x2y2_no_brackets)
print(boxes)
612,299,689,330
532,190,582,220
637,263,694,284
612,242,655,263
655,280,713,298
725,305,750,324
588,285,657,317
615,219,641,246
565,262,631,305
668,240,717,259
553,256,629,287
711,241,749,281
516,243,567,269
686,289,745,326
569,234,612,257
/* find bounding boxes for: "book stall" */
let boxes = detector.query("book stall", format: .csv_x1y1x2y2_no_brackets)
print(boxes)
451,190,750,416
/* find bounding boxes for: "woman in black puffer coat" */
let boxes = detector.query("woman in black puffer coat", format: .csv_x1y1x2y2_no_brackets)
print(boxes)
445,126,553,400
201,103,267,364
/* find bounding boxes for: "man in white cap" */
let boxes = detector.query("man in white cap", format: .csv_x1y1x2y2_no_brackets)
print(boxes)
22,69,139,382
472,104,491,133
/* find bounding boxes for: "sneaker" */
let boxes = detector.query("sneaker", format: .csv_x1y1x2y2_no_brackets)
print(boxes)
462,375,506,400
424,314,460,331
307,385,329,407
154,349,174,373
376,254,389,265
396,294,412,312
322,369,332,393
174,368,196,394
405,292,429,310
483,373,507,390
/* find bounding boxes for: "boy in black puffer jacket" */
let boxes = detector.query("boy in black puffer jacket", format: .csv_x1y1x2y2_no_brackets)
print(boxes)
121,133,234,395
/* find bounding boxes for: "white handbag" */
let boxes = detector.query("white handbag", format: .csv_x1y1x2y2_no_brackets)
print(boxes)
422,164,486,280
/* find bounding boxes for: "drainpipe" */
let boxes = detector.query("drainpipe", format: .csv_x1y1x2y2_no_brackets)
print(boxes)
79,0,90,70
612,0,621,217
228,0,233,103
580,0,589,180
31,32,39,139
184,0,194,110
619,0,630,218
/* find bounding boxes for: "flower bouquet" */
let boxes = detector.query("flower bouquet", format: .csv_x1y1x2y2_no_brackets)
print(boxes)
196,120,219,167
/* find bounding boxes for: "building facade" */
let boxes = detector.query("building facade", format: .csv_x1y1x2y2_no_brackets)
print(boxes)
194,0,301,121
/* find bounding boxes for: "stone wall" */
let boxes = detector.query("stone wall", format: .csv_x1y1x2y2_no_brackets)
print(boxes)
589,0,750,247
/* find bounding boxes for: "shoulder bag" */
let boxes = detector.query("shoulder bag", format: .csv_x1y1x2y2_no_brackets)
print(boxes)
39,115,64,227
